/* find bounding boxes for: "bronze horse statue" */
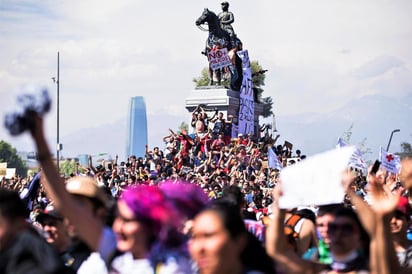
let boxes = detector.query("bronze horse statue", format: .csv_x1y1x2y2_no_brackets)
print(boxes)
195,8,243,91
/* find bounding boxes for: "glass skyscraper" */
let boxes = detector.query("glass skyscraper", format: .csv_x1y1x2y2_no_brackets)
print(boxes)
126,96,148,158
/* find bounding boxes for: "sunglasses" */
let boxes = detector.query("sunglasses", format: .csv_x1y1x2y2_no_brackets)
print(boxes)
327,222,356,236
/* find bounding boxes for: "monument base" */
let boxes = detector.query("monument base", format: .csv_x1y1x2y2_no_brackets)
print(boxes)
185,86,263,137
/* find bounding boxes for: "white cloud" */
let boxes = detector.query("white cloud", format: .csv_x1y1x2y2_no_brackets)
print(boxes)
354,56,404,79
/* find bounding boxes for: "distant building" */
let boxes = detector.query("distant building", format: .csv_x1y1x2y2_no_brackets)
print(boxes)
126,96,148,158
77,154,89,167
17,151,40,170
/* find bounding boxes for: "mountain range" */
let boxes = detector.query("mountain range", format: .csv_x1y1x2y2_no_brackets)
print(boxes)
13,93,412,164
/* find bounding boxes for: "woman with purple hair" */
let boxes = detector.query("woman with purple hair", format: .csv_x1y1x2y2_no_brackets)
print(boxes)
160,181,209,235
22,110,194,273
79,184,194,273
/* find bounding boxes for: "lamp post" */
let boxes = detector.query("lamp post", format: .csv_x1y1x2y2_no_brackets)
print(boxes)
386,129,400,152
53,52,62,173
272,114,277,132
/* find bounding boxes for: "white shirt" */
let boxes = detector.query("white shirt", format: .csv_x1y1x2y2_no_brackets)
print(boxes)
78,251,194,274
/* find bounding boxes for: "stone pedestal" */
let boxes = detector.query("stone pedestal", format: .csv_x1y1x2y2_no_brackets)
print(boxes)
185,86,263,137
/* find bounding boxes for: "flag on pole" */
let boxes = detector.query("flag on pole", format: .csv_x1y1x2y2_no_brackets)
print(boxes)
379,146,401,174
19,172,41,211
335,137,367,172
268,147,283,171
348,149,367,172
336,137,348,148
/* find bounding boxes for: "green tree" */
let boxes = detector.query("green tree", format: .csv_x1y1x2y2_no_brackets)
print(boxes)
178,122,189,134
0,140,28,177
396,142,412,159
192,68,210,87
192,60,273,117
261,96,274,118
60,159,78,177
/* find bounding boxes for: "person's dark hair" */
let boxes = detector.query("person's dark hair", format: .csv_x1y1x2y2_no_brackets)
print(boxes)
252,184,261,192
206,198,246,238
317,203,343,217
334,206,370,257
207,198,276,274
296,208,316,225
0,188,28,220
221,185,244,211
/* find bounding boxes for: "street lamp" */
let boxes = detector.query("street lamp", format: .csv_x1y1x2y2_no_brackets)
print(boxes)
52,52,62,173
272,114,277,132
386,129,400,152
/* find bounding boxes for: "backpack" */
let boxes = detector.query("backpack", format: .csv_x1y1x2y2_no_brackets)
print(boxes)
283,214,303,252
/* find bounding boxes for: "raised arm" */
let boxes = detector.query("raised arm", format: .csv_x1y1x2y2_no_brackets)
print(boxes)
400,157,412,189
29,114,103,252
368,171,404,274
341,169,376,236
88,154,98,174
265,185,323,274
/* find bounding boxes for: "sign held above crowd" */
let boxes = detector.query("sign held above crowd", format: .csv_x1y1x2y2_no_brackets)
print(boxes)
278,146,356,209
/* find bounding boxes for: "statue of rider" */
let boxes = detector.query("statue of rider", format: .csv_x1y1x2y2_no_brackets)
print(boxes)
218,2,236,46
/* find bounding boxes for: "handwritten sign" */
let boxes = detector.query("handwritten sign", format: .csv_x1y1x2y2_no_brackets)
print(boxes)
208,48,231,71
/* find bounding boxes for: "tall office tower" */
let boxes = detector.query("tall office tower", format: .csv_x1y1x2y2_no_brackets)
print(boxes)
126,96,148,158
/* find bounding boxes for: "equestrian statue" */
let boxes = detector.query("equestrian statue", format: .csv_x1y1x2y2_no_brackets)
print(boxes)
195,5,243,91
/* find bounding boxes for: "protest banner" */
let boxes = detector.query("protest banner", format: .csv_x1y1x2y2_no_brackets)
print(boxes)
279,146,355,209
237,50,254,135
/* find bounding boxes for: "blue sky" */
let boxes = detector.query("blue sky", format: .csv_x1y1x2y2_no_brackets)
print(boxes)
1,0,411,156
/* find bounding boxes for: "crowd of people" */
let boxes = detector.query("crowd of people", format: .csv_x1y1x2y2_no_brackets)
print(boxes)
1,106,412,273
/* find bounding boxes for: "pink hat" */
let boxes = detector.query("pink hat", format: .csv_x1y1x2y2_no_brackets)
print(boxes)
396,196,411,218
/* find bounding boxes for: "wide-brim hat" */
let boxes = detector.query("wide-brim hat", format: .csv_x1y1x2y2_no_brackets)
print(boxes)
65,176,109,206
